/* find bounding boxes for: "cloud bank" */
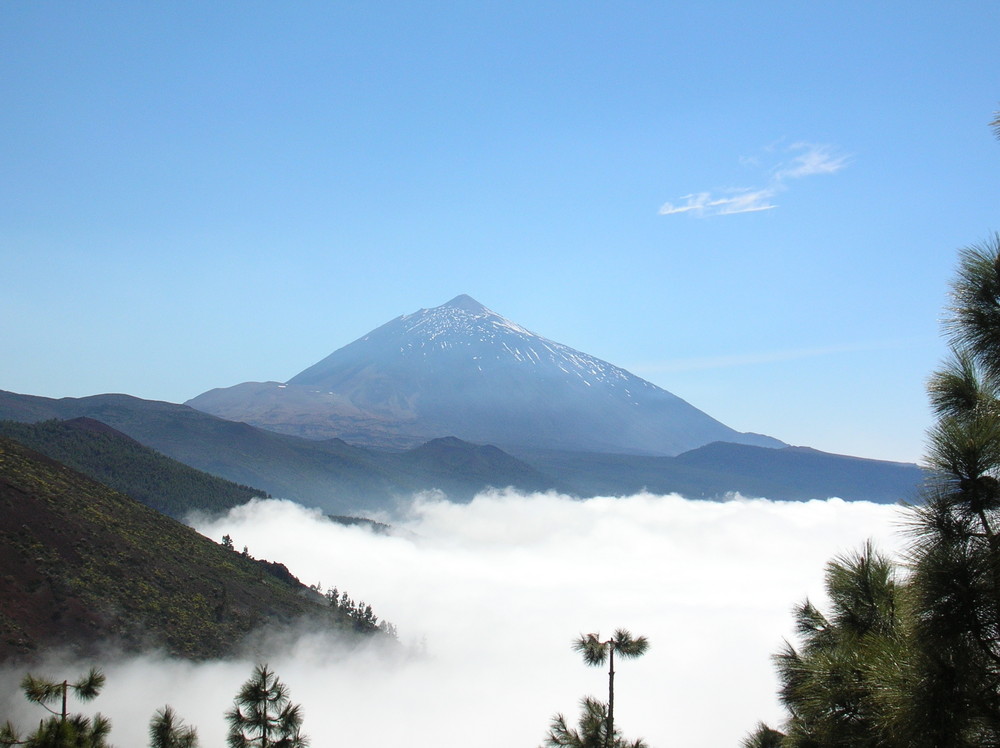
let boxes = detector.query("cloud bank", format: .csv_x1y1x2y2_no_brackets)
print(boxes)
0,492,905,748
659,143,849,217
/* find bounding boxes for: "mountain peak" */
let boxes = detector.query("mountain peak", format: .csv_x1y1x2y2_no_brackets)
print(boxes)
195,296,786,455
439,294,489,313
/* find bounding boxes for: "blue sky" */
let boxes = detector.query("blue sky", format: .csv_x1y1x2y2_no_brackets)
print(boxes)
1,1,997,464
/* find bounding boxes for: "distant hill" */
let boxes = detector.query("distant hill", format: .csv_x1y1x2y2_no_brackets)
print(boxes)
387,436,559,497
0,391,559,514
0,418,269,519
188,295,785,455
0,297,925,508
0,436,362,662
515,441,926,503
0,389,924,507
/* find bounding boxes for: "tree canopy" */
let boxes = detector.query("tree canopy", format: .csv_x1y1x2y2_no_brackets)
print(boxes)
0,668,111,748
225,664,308,748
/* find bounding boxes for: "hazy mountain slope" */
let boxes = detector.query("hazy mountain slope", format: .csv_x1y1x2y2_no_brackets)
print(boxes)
385,436,565,497
186,380,419,448
0,391,560,513
0,436,340,662
0,418,269,519
0,391,391,508
0,389,923,505
189,295,784,455
514,442,926,503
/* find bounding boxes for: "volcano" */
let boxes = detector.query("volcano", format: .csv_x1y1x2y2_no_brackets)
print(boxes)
187,295,783,455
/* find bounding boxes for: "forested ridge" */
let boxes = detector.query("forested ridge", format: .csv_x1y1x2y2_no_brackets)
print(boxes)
0,418,268,519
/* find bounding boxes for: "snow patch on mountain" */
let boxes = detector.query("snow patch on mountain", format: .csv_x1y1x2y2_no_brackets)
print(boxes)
369,295,661,401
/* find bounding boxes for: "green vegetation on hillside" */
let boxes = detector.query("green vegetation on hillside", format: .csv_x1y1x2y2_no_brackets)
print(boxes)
0,436,381,660
0,418,268,519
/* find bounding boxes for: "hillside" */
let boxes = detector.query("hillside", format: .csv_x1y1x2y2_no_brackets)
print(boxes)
0,436,357,662
0,389,924,507
0,418,269,519
0,390,560,513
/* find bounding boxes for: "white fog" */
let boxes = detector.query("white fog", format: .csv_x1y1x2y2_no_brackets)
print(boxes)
0,491,907,747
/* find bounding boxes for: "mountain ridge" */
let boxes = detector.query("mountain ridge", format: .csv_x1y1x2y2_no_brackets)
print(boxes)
504,439,925,504
0,417,270,519
0,388,923,508
0,389,561,513
0,296,924,511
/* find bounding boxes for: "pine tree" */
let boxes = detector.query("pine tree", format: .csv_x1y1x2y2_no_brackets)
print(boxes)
543,697,648,748
0,668,110,748
573,629,649,748
769,543,904,747
896,235,1000,746
739,113,1000,748
149,706,198,748
225,664,307,748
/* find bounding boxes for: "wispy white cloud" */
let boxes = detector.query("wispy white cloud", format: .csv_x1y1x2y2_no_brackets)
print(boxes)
660,142,849,218
773,143,850,181
658,189,777,217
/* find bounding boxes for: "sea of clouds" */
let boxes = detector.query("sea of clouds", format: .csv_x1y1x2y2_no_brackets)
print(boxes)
0,490,909,747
